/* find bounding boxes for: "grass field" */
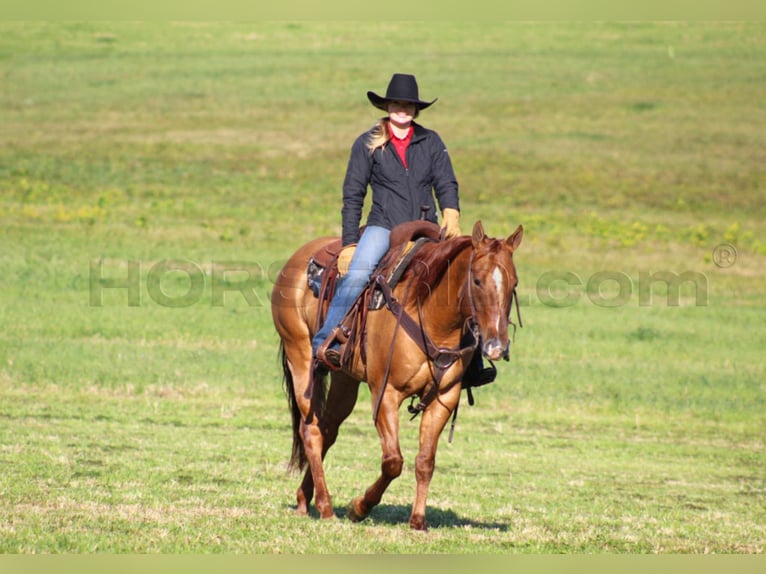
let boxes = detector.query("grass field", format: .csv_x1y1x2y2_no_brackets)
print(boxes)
0,21,764,553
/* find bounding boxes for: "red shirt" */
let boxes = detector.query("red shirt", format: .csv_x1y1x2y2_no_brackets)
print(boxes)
389,124,413,168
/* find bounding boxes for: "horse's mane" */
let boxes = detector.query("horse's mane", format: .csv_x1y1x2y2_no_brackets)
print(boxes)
402,236,472,299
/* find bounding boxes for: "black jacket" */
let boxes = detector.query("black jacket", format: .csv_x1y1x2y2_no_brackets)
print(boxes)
340,121,460,246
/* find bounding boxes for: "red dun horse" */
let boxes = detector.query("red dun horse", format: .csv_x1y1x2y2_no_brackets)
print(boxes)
271,220,523,530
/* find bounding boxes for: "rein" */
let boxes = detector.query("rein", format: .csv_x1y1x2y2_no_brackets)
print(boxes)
372,275,479,423
372,241,523,429
372,276,416,423
510,286,523,339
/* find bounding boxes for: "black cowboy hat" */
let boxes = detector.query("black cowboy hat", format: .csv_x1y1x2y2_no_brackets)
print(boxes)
367,73,437,111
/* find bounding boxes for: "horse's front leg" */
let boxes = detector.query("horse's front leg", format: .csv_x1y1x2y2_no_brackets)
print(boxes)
348,387,403,522
409,382,461,531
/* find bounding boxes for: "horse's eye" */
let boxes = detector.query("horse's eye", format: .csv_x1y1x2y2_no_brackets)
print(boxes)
473,278,481,287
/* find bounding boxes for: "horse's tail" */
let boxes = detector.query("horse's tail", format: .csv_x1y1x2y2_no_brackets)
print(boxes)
280,340,326,472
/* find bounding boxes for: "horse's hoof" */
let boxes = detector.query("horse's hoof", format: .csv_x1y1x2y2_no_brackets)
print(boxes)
317,503,336,520
296,491,311,516
409,514,428,531
347,498,369,522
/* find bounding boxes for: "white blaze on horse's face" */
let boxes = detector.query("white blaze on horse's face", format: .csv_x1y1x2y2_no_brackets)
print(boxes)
470,221,524,363
480,259,513,361
471,253,515,362
491,266,506,334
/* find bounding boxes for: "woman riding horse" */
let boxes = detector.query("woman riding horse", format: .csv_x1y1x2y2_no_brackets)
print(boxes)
272,219,523,530
271,74,522,530
311,73,462,367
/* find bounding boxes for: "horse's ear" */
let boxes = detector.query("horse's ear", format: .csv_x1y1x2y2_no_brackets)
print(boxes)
506,224,523,250
472,221,486,247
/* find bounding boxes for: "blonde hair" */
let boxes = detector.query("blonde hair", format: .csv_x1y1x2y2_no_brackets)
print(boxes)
366,117,391,153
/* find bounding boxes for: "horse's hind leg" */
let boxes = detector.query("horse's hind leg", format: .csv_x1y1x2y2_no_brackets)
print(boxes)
281,341,335,520
288,364,329,517
348,387,403,522
296,372,361,516
296,396,335,518
296,467,314,516
324,371,362,454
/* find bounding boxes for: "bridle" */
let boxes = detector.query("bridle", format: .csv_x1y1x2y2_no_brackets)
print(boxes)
464,248,523,359
371,241,522,422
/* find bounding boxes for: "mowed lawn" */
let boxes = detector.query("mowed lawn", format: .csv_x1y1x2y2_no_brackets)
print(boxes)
0,22,764,553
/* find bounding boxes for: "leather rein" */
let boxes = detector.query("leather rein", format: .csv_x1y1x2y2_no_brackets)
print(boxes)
372,248,522,424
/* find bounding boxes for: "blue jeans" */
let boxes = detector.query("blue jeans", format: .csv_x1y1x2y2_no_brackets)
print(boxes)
312,225,391,355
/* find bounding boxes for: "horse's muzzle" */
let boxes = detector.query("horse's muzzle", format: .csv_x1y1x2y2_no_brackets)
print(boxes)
483,338,510,362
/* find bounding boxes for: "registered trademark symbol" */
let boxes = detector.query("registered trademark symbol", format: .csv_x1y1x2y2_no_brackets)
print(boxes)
712,243,737,268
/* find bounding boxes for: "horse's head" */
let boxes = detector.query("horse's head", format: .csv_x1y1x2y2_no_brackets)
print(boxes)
468,220,524,361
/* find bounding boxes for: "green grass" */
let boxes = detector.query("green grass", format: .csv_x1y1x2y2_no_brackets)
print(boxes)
0,21,764,553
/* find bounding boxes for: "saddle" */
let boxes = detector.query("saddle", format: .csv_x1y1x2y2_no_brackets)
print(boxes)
308,220,497,414
306,221,441,310
307,221,440,363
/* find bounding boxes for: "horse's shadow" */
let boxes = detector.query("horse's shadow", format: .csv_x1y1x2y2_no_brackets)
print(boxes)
292,504,509,531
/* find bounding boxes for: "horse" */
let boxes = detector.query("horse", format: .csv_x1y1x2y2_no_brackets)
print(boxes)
271,220,523,530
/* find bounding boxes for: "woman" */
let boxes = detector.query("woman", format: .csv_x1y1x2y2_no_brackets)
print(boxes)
313,73,462,367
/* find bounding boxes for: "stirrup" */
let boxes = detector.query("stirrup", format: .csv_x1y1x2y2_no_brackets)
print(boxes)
470,367,497,387
315,326,348,372
462,360,497,406
463,361,497,389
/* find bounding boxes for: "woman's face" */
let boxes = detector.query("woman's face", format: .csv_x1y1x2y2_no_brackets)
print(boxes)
387,100,417,127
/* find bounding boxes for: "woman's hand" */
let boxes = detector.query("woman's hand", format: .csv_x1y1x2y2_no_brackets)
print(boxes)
441,208,461,239
337,245,357,275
